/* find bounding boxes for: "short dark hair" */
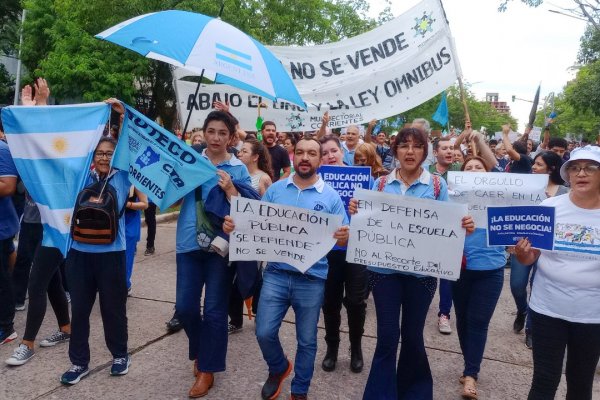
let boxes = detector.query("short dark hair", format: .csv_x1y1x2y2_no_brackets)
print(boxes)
433,137,452,151
96,136,117,150
261,120,276,131
319,134,342,150
513,140,527,154
296,137,322,154
489,139,498,146
202,111,236,136
548,137,568,150
391,127,429,163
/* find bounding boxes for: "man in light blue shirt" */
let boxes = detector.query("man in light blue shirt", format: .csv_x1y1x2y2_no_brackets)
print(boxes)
223,137,349,400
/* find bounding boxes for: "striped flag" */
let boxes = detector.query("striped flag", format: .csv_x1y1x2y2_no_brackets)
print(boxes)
1,103,110,256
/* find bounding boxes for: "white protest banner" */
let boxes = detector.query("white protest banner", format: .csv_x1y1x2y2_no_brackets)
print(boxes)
175,0,460,132
447,172,548,228
229,197,343,273
346,189,467,281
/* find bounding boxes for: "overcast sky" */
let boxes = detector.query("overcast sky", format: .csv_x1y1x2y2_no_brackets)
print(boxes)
368,0,588,131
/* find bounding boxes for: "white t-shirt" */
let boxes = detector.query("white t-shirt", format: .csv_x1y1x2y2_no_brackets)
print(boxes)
529,194,600,323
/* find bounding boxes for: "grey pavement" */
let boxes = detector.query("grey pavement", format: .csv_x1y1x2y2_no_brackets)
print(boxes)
2,220,599,399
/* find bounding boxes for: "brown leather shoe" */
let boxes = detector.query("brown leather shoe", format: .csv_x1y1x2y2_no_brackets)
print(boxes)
188,372,214,398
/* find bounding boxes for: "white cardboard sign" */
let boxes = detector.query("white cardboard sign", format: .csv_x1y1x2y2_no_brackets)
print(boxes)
346,189,467,281
229,197,343,273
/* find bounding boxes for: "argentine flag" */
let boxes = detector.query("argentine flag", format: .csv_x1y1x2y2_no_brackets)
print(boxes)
1,103,110,256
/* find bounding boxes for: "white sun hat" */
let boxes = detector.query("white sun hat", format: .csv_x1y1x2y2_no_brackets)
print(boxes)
560,145,600,183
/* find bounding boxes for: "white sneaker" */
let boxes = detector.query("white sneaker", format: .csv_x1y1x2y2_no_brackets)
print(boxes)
438,314,452,334
6,344,35,366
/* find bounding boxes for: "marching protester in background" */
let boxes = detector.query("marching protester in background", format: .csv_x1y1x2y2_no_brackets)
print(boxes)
364,119,395,170
227,138,273,334
144,202,157,256
354,143,389,179
62,114,146,384
283,135,296,172
516,145,600,400
502,124,532,174
411,118,435,168
319,135,369,374
453,156,508,400
4,80,74,367
124,186,149,296
261,121,290,181
350,127,475,400
493,142,510,171
174,111,250,398
510,150,569,349
190,129,205,146
223,137,350,400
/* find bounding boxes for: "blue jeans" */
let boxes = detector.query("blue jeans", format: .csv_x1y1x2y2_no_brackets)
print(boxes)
438,278,453,317
452,268,504,379
363,273,436,400
256,267,325,395
175,250,231,372
510,254,536,331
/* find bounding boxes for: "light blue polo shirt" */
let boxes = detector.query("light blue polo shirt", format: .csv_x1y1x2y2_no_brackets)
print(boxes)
263,174,349,279
71,169,130,253
368,168,449,276
463,228,506,271
176,151,250,253
0,140,19,240
342,142,356,166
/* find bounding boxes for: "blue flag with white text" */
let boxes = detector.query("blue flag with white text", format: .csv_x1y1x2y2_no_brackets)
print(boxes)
112,104,217,209
432,91,449,127
1,103,110,256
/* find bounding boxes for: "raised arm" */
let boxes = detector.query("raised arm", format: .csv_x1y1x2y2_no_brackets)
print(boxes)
471,131,497,171
316,111,330,139
501,124,521,161
364,119,377,144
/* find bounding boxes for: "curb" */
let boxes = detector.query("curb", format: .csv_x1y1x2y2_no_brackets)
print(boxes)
142,211,179,227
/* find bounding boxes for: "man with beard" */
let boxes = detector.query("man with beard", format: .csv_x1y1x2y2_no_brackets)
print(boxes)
223,137,349,400
262,121,290,181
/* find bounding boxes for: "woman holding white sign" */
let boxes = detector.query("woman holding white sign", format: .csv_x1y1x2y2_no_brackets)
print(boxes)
515,145,600,400
452,156,507,400
349,127,474,400
319,135,369,374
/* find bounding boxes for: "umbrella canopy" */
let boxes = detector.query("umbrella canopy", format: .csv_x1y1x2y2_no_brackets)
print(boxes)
96,10,304,107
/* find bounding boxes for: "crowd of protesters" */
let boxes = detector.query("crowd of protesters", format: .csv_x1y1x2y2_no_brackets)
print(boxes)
1,82,599,400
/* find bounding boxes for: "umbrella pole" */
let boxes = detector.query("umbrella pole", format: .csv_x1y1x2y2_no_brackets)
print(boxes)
182,68,205,141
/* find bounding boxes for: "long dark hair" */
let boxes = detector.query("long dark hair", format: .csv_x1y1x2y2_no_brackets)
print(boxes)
534,151,565,185
244,139,274,180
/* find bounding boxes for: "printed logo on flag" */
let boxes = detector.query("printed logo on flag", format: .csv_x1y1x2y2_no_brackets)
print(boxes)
52,137,69,154
136,146,161,169
215,43,253,72
412,11,436,38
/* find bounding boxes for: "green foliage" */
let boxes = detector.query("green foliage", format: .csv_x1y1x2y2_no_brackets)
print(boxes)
534,93,600,141
0,0,21,55
397,85,517,136
578,25,600,64
0,63,16,104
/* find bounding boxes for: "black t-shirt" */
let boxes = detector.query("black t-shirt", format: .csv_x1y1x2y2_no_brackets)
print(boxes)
267,145,291,181
507,153,532,174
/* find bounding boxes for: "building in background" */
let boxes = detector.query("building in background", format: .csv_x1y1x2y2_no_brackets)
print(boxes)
486,92,510,114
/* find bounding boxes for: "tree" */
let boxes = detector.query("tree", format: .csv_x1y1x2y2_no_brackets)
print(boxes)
0,0,21,55
399,85,518,135
0,63,15,105
498,0,600,31
20,0,376,129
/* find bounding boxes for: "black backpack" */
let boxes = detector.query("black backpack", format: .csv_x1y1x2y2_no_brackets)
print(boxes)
71,172,125,244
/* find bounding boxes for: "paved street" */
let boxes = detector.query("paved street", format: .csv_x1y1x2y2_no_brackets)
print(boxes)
1,219,598,399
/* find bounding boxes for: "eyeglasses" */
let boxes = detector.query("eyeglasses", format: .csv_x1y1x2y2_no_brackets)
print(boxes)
566,163,600,175
94,151,114,159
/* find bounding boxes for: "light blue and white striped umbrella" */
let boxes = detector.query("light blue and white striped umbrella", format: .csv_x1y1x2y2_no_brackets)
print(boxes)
96,10,304,107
